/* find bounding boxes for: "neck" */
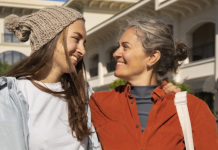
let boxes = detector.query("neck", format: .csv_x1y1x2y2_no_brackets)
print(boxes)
32,64,63,83
128,71,158,86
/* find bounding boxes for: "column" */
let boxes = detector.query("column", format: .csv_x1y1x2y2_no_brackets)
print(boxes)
98,45,105,86
0,18,4,44
214,5,218,115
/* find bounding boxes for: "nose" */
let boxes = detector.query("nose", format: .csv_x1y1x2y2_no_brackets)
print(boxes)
77,45,86,57
113,48,122,59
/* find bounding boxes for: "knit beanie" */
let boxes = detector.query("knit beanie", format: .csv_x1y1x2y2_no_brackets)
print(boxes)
4,6,84,52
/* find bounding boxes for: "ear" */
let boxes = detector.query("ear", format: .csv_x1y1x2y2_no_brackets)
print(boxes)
147,50,161,67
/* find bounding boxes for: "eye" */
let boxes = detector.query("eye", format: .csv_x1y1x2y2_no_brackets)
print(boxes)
72,37,79,43
115,45,120,50
122,44,129,50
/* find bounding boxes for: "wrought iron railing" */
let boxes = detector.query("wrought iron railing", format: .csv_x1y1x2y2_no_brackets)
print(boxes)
90,67,98,77
107,60,116,72
189,42,215,62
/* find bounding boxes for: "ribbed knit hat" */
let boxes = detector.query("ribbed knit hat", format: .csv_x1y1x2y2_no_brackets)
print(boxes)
4,6,84,52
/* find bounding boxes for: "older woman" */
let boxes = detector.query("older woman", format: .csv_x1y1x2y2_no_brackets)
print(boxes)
89,17,218,150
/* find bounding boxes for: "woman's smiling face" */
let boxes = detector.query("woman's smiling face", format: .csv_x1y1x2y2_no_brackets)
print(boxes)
52,20,86,74
113,28,150,82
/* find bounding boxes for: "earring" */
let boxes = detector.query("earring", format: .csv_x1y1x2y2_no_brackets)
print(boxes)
147,64,150,68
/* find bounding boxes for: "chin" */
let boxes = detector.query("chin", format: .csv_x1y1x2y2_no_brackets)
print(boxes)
114,71,120,77
114,71,126,80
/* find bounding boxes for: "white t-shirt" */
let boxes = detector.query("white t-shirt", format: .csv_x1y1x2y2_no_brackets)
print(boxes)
17,78,88,150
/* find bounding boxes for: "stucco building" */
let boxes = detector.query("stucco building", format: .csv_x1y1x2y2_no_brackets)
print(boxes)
0,0,63,65
65,0,218,114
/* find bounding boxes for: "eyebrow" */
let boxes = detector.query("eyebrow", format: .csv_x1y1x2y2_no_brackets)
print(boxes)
74,32,86,44
121,41,131,46
74,32,83,39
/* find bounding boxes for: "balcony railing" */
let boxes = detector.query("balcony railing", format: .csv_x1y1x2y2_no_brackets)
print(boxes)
90,67,98,77
107,60,116,73
3,33,20,43
190,42,215,62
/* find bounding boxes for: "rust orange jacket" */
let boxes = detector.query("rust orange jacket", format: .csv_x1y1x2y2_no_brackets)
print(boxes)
90,82,218,150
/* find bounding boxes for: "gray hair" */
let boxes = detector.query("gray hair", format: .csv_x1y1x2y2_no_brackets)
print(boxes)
118,17,189,80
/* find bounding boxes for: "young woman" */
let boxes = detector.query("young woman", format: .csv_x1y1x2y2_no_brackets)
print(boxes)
0,6,179,150
90,17,218,150
0,6,101,150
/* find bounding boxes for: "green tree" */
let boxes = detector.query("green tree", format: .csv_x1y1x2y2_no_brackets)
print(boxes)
0,61,12,76
170,80,192,93
109,78,126,90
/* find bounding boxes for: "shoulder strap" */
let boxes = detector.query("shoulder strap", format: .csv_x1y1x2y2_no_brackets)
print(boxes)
174,91,194,150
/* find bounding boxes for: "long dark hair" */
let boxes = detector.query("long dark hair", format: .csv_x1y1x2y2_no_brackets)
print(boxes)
5,24,91,141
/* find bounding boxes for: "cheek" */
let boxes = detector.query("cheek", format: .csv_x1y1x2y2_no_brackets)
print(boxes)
126,54,145,67
127,54,148,75
67,40,77,51
53,50,67,66
54,47,66,59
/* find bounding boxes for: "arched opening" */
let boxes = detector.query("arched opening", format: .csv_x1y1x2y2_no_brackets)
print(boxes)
191,22,215,61
106,46,117,73
89,54,99,77
0,51,26,65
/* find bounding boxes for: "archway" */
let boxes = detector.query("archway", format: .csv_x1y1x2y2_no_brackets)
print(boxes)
191,22,215,61
0,51,26,65
89,54,99,77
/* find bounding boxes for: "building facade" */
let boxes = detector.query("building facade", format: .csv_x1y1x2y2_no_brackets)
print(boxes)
0,0,133,65
66,0,218,114
0,0,63,65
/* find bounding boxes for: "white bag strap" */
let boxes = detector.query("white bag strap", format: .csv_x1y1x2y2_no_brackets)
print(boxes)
174,91,194,150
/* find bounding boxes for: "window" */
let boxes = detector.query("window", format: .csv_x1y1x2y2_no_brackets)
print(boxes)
106,46,117,73
0,51,26,65
195,92,214,112
191,23,215,62
4,27,20,43
89,54,99,77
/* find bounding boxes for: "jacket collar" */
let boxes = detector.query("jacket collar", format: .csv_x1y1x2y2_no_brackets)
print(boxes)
123,80,168,103
152,80,168,103
124,83,131,97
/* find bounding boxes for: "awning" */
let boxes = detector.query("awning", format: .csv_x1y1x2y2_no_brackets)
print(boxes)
183,75,215,93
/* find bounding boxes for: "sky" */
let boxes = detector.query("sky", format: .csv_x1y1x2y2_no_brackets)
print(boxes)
41,0,67,2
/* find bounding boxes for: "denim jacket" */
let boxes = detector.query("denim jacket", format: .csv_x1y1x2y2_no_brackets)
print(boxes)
0,77,101,150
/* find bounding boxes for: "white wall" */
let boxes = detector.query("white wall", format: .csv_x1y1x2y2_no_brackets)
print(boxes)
0,44,31,56
179,58,215,82
83,9,118,31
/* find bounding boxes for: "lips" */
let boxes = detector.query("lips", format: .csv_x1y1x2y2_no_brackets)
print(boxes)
72,56,78,62
117,62,125,65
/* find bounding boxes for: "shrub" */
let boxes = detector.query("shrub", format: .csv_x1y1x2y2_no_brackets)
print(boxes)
0,61,12,76
170,80,192,93
109,78,127,90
